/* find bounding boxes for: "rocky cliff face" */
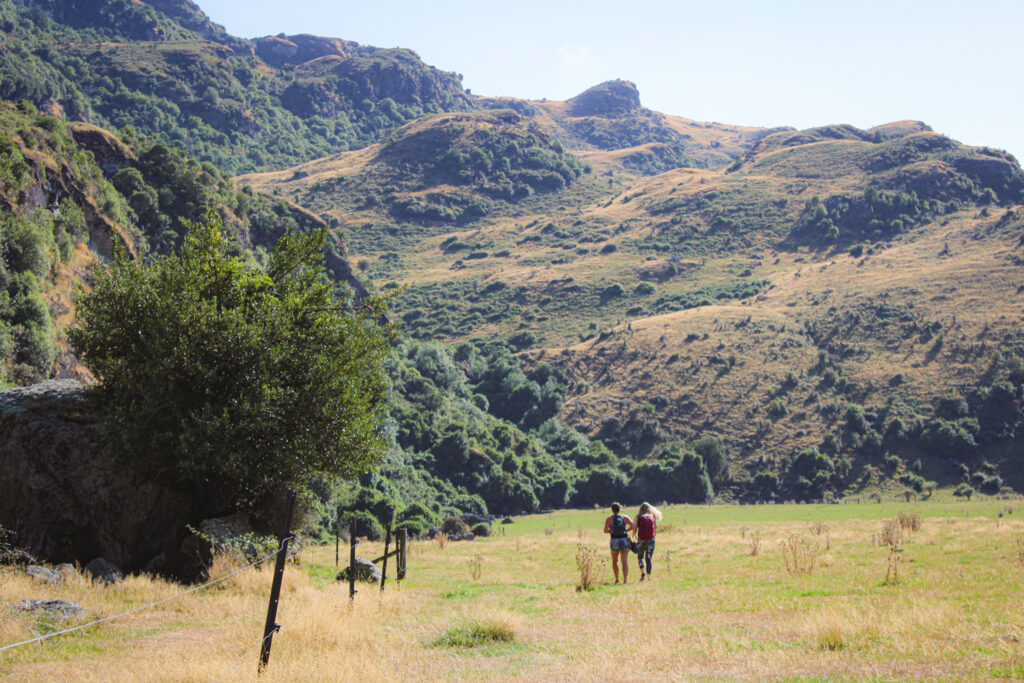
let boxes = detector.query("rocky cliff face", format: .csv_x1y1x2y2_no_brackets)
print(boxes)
0,380,215,581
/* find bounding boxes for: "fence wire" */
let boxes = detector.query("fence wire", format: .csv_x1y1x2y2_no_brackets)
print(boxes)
0,537,292,654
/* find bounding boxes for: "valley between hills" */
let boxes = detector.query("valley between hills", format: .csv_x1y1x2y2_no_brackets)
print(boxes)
1,0,1023,515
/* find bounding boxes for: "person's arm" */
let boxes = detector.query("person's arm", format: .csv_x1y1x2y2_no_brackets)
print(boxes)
603,516,612,534
624,515,636,533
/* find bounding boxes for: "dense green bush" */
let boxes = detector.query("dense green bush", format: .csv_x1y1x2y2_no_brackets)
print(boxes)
344,510,385,541
441,515,469,537
69,215,396,505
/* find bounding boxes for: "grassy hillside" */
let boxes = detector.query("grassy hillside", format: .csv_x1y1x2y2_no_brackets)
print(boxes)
4,0,1024,504
246,110,1024,500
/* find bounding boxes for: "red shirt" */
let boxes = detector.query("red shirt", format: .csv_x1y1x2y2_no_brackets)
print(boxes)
637,514,656,540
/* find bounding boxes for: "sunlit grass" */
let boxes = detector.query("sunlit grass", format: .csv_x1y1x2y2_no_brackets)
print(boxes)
2,499,1023,680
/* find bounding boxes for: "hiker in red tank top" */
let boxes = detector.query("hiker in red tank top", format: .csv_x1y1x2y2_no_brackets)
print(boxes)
633,502,662,580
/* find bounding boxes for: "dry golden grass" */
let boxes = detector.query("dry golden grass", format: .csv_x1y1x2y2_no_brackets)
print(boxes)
3,503,1023,681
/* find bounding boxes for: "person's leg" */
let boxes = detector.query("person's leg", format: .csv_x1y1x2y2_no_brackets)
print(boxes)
645,540,656,576
611,551,620,583
619,550,630,582
635,540,646,579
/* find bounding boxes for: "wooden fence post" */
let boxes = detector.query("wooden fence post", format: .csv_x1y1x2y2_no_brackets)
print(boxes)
258,489,297,674
396,528,407,581
348,518,357,601
379,525,392,594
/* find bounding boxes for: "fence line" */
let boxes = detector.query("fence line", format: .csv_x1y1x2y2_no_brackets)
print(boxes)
0,537,291,654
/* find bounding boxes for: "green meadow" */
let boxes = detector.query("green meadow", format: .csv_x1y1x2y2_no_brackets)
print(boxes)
5,497,1022,680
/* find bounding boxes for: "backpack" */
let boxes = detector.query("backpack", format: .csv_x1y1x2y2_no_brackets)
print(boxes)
637,514,656,539
611,514,627,538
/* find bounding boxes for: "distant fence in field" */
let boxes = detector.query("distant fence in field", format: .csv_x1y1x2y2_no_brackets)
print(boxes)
0,489,408,680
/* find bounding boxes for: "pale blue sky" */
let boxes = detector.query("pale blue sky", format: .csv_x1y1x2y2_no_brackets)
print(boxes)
198,0,1024,162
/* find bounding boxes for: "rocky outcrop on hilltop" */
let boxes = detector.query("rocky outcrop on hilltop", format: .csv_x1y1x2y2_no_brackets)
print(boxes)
567,80,642,117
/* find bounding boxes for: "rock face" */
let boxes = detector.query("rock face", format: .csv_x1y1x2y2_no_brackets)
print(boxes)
0,380,218,582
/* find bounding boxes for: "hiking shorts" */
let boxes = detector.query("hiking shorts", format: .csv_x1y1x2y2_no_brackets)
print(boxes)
609,537,630,553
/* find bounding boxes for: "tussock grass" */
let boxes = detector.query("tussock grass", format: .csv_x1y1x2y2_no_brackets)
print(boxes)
431,620,514,648
3,501,1024,680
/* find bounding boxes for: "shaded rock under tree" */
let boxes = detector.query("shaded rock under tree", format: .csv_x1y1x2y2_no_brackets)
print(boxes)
0,381,242,582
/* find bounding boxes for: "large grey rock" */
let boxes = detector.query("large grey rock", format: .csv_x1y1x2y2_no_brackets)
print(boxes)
25,565,62,585
336,557,382,584
0,381,223,582
449,532,476,542
13,599,85,620
85,557,123,585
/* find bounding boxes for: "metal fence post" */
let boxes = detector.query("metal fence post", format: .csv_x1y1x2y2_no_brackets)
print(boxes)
258,489,297,674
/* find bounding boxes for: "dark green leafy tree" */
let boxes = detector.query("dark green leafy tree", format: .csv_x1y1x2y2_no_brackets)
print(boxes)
69,214,396,507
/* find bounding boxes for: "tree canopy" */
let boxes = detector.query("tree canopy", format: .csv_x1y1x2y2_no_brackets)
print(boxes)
69,215,396,506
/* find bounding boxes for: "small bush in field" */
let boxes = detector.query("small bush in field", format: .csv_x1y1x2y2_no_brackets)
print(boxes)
442,516,469,537
575,544,603,591
1016,535,1024,571
780,534,820,575
435,532,448,550
897,511,921,532
432,621,513,647
879,518,903,548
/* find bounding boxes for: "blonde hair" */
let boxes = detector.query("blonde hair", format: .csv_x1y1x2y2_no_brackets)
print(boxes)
637,502,663,522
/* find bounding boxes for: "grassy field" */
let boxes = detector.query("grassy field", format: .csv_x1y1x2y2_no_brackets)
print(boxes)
2,499,1023,681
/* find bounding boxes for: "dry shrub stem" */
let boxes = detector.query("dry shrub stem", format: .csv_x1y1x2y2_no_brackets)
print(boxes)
780,534,820,575
884,546,904,585
748,531,762,557
575,544,603,591
468,553,483,582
